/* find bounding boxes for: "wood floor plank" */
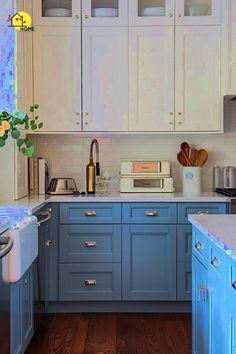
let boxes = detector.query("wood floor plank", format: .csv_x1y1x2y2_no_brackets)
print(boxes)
26,313,191,354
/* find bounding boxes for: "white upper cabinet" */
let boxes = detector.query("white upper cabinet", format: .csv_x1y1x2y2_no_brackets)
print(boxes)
129,27,175,131
82,0,128,26
225,0,236,95
129,0,175,26
175,0,221,25
33,27,81,131
82,27,128,131
33,0,81,26
175,26,222,131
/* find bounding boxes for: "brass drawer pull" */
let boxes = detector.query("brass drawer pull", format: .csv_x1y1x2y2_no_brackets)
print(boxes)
84,210,97,217
84,241,97,248
84,280,96,286
232,281,236,290
211,257,220,267
145,210,158,217
198,211,209,215
195,242,204,250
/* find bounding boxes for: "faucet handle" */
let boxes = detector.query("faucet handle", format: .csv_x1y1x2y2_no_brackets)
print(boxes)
96,162,100,176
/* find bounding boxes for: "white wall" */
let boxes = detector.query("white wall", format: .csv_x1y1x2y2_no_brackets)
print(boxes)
30,100,236,193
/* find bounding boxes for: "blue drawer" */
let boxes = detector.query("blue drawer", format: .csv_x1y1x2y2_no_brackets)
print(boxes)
60,203,121,224
59,263,121,301
192,227,210,266
122,203,177,224
59,224,121,263
178,203,227,224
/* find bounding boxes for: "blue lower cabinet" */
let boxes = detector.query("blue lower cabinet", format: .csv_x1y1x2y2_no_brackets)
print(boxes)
59,263,121,301
177,261,192,301
10,266,33,354
192,255,209,354
227,259,236,353
122,224,176,301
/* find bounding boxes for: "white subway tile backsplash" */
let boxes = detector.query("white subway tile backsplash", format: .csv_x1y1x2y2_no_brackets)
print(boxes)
29,103,236,192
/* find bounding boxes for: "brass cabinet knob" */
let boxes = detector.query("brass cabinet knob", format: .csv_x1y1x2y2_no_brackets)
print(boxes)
211,257,220,267
198,211,209,215
195,242,203,250
45,240,52,247
24,279,28,285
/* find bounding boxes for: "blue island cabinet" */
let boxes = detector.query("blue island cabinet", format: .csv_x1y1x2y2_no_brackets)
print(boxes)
10,266,33,354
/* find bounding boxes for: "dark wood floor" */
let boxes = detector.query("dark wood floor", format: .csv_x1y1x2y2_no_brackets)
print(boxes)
26,313,191,354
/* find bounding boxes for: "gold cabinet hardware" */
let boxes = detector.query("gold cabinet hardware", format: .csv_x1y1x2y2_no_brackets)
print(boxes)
84,210,97,217
145,210,158,217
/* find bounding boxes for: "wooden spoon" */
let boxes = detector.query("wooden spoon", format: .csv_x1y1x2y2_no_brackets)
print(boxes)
177,151,188,166
189,148,198,166
180,142,191,166
196,149,208,167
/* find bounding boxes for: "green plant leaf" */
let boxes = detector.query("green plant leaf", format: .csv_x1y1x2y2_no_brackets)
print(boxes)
23,146,35,157
38,122,44,129
30,119,35,126
25,137,32,148
17,138,25,147
12,118,21,125
35,115,39,120
30,106,34,112
12,110,27,121
2,133,8,140
33,104,39,109
31,124,37,130
11,129,21,139
0,138,6,147
24,121,29,129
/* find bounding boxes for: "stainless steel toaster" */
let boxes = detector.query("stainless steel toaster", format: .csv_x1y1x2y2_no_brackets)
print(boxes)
47,178,77,195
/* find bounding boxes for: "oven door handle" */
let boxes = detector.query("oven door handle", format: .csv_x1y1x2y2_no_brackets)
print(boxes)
0,237,13,259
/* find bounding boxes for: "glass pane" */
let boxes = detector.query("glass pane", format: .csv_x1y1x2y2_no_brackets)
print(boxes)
42,0,72,17
92,0,119,17
138,0,166,17
185,0,212,16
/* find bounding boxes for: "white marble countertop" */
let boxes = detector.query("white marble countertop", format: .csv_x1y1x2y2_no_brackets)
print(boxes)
189,214,236,260
0,192,229,214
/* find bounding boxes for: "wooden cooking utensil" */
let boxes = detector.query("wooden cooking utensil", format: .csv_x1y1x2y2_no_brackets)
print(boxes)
196,149,208,167
177,151,188,166
189,148,198,166
180,142,191,166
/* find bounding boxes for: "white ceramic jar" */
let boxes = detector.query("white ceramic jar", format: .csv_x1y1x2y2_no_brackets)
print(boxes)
183,167,202,195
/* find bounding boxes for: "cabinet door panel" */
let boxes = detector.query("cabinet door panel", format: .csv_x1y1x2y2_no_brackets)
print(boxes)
122,224,176,300
175,26,221,132
175,0,221,25
21,268,33,352
192,255,209,354
226,0,236,94
82,27,128,131
129,26,174,131
10,283,22,354
33,27,81,132
129,0,175,26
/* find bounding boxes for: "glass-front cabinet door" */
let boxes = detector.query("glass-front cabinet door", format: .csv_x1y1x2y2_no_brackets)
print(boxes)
33,0,81,26
129,0,175,26
82,0,128,26
175,0,221,25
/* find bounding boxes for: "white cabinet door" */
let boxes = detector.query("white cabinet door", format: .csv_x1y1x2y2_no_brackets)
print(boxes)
129,0,175,26
129,27,174,131
33,27,81,131
82,0,128,26
225,0,236,95
175,0,221,25
175,26,222,132
33,0,81,26
82,27,128,131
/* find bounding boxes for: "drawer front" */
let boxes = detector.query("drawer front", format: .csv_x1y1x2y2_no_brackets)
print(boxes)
177,261,192,301
178,203,227,224
60,203,121,224
209,244,228,279
60,224,121,263
122,203,177,224
59,263,121,301
192,227,210,266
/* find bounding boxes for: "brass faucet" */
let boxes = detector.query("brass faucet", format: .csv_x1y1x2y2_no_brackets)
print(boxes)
89,139,100,176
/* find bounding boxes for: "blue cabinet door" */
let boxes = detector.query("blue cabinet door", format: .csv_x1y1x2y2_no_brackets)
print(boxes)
192,255,209,354
177,225,192,301
10,266,33,354
226,258,236,353
10,282,22,354
21,267,33,353
122,224,176,300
